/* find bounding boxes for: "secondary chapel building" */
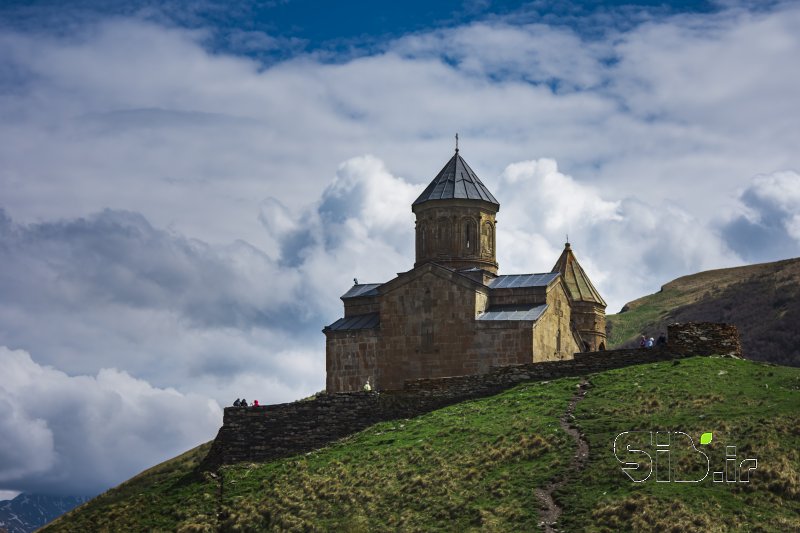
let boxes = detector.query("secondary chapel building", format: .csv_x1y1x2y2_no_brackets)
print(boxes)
324,149,607,392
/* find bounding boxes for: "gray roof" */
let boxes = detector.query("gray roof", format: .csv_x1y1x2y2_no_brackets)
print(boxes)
341,283,382,299
487,273,559,289
478,304,548,321
325,313,380,331
413,151,499,206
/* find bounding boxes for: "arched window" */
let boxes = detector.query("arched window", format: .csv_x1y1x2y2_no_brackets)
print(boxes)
417,222,427,257
481,221,493,257
463,218,477,255
481,220,494,257
436,218,451,256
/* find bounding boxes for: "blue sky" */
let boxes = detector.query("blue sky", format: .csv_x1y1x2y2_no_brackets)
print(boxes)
0,0,798,498
1,1,722,45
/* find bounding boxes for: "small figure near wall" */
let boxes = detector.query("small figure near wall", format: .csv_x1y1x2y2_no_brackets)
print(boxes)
363,379,372,392
233,398,241,407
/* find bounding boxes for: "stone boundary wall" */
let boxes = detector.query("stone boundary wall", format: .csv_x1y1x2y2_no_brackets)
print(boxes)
201,322,740,469
668,322,741,357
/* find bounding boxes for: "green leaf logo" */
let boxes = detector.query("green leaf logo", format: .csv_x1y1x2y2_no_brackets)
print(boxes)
700,432,713,445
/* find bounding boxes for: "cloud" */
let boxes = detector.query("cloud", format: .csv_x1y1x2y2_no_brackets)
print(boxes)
498,158,622,233
266,155,420,315
722,170,800,261
0,155,420,410
0,156,422,496
0,208,292,330
0,207,326,408
0,5,797,245
610,5,800,129
0,346,221,496
274,153,744,316
393,22,605,89
493,158,741,311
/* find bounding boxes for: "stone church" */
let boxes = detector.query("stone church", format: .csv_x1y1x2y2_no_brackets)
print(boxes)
324,149,607,392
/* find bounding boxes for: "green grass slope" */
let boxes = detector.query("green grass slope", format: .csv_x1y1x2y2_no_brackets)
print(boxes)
606,257,800,366
44,357,799,532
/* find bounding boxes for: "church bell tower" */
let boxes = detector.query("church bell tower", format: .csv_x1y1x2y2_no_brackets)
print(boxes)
412,146,499,274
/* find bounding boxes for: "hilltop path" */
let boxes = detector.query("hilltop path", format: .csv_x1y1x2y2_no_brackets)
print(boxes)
535,378,591,532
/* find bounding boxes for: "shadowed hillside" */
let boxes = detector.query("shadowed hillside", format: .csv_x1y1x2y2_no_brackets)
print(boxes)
606,257,800,366
43,357,800,532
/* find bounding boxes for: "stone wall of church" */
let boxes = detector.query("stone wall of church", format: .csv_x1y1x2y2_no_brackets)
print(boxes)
372,268,552,391
326,273,586,392
325,330,379,393
343,297,379,317
413,200,498,274
377,269,494,390
488,286,547,306
204,322,742,468
570,301,607,351
462,321,534,373
531,283,580,361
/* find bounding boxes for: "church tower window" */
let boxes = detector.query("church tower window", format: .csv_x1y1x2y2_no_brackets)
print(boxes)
436,218,451,256
417,222,428,257
463,219,477,255
481,221,494,257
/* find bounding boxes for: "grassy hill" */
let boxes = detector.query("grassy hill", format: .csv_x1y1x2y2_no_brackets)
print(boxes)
44,356,800,532
606,257,800,366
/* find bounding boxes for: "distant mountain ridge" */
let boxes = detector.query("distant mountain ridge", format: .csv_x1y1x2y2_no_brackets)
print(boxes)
607,257,800,366
0,494,88,533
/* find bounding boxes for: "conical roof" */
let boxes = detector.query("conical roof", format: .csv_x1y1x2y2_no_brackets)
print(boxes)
552,242,607,307
413,150,499,207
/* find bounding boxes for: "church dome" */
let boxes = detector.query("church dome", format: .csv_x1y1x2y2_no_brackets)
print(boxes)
412,148,500,274
412,150,499,207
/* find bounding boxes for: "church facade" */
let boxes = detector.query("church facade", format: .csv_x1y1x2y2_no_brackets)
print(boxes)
324,149,607,392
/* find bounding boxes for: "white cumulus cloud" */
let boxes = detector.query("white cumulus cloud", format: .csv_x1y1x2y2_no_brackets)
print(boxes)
722,170,800,261
0,346,222,496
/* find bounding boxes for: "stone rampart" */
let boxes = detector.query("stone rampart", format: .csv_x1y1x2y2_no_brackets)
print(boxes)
201,322,741,469
668,322,742,357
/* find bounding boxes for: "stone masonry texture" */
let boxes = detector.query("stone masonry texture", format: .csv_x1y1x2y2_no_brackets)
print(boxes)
202,322,741,469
